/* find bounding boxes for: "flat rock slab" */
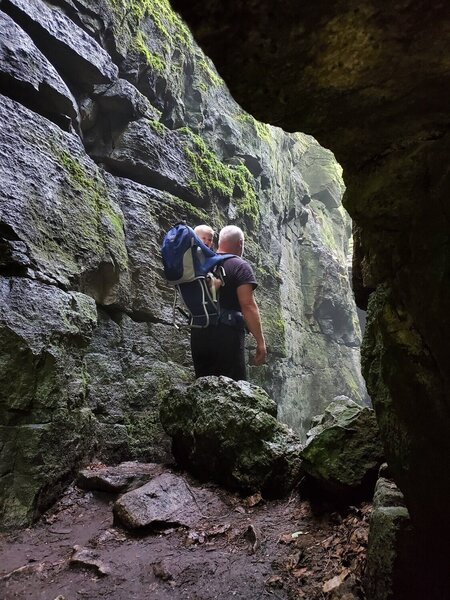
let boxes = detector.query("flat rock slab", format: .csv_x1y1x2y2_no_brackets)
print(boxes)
77,462,164,493
3,0,117,84
93,79,160,121
0,11,77,120
113,472,224,530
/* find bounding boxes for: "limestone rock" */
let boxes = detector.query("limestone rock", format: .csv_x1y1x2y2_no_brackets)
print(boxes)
93,79,160,122
0,94,130,298
0,277,97,527
2,0,117,85
70,545,111,576
364,472,415,600
113,472,214,530
97,119,242,208
83,309,192,464
0,11,78,125
160,377,302,497
300,397,384,499
106,175,205,322
77,462,164,494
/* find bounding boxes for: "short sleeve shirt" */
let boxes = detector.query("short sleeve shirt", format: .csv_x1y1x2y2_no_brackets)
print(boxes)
218,256,258,311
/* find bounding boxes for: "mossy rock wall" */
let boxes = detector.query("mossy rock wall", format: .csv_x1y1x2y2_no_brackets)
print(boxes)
0,0,364,527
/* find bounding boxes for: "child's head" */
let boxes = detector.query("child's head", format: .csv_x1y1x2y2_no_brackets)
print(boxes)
194,224,215,249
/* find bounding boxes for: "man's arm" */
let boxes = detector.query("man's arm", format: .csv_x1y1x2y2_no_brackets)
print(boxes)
237,284,267,365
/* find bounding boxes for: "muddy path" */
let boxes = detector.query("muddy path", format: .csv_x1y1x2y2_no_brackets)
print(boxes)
0,467,370,600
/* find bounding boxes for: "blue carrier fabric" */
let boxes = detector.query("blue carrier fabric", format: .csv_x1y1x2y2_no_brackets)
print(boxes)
161,223,234,328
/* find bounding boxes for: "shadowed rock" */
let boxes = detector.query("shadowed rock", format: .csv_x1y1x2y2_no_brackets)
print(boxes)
160,376,302,497
93,80,159,122
0,277,97,527
300,396,384,500
365,467,417,600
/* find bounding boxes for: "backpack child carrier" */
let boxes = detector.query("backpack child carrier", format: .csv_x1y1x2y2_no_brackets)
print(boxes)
161,223,235,328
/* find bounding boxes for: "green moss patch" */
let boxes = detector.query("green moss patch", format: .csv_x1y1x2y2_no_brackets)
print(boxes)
131,31,165,71
55,150,128,269
179,128,259,224
107,0,191,47
237,113,271,142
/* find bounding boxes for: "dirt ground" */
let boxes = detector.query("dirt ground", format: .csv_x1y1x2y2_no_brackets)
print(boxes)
0,467,371,600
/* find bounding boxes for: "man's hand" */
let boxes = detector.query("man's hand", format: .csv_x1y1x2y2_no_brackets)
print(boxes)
251,342,267,366
237,284,267,367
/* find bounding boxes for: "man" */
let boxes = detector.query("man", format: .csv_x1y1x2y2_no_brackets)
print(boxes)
190,225,267,381
194,224,215,248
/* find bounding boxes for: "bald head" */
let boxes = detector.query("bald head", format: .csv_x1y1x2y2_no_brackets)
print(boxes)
218,225,245,256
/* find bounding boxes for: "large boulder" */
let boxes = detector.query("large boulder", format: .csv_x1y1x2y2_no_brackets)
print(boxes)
300,396,384,500
160,376,302,497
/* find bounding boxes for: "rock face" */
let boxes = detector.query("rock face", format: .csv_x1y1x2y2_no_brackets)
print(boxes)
171,0,450,592
0,0,364,527
300,397,384,500
364,468,416,600
160,377,302,497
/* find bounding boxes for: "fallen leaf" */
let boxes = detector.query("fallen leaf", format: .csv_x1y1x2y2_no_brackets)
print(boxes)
207,523,230,537
291,530,309,539
245,492,262,507
292,567,310,579
266,575,283,588
243,524,260,554
322,568,350,593
286,551,303,569
153,562,173,581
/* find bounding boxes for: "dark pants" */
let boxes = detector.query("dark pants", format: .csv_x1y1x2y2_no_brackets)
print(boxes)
190,323,246,381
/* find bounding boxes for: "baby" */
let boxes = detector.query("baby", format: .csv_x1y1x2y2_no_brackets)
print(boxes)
194,224,222,296
194,224,215,249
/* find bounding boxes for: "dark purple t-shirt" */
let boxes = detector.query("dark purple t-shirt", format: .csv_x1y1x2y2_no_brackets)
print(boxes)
218,256,257,311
